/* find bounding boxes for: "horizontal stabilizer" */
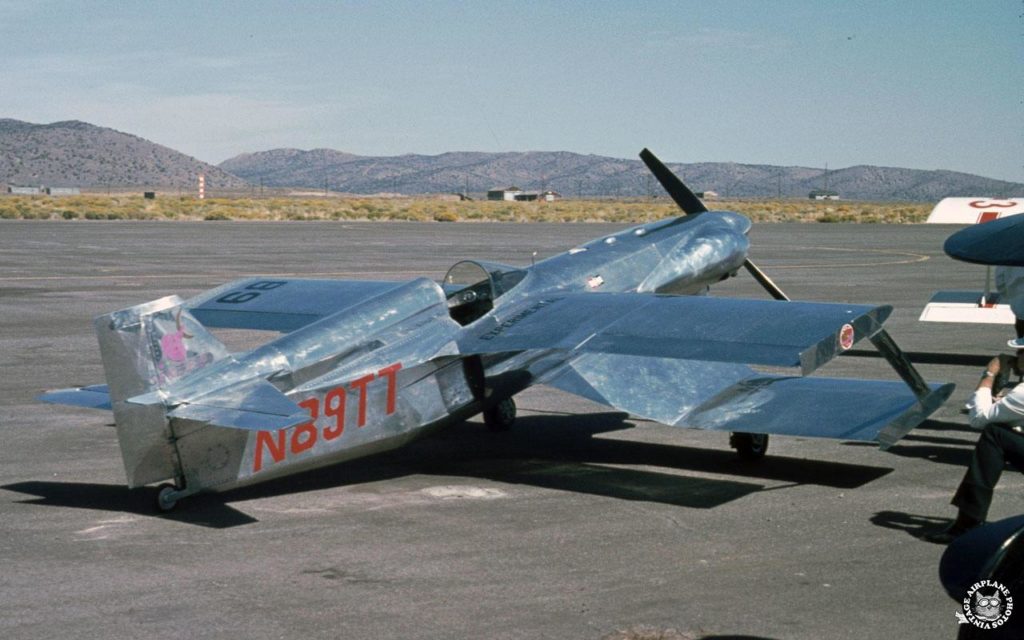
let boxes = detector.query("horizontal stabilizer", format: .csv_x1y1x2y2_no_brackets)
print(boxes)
186,278,406,332
165,379,308,431
38,384,112,410
463,293,889,375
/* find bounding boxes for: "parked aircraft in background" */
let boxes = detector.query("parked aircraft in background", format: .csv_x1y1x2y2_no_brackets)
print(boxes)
40,149,953,511
919,198,1024,325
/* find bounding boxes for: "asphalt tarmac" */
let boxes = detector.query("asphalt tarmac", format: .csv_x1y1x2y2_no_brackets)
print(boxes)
1,219,1021,640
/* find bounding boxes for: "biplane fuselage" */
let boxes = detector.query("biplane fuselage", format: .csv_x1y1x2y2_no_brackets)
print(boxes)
42,151,953,510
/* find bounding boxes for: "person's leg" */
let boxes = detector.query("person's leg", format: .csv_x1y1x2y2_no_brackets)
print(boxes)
925,426,1024,543
951,425,1024,521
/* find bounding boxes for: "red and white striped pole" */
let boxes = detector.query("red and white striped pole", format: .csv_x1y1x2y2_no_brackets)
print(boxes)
198,174,205,200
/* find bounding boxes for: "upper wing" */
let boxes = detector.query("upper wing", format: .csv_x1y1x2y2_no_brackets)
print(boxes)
460,293,890,375
185,277,409,332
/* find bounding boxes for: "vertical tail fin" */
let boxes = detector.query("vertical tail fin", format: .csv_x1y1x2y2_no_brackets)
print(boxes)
95,296,230,487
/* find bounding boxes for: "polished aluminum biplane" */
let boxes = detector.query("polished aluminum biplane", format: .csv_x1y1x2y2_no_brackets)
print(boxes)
41,149,954,510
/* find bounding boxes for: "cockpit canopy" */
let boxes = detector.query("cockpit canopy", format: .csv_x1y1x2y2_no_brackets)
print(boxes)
443,260,527,325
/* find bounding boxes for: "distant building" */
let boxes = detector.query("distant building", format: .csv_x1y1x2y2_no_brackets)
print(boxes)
487,187,523,201
540,190,561,202
45,187,80,196
696,190,718,199
809,190,840,200
7,186,42,195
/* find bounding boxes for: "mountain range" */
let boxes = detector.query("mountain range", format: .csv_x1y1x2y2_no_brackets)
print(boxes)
0,119,248,190
2,119,1022,201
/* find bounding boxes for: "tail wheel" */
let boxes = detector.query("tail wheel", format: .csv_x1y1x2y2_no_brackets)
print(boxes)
484,397,516,431
156,484,181,512
730,432,769,461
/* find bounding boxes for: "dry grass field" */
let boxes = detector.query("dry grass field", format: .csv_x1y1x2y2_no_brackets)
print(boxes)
0,194,931,223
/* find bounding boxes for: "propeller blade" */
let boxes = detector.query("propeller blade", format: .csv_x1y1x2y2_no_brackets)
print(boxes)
639,148,708,215
640,148,789,300
743,259,790,301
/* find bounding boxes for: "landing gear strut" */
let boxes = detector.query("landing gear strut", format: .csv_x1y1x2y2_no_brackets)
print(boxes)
483,397,516,431
730,432,769,461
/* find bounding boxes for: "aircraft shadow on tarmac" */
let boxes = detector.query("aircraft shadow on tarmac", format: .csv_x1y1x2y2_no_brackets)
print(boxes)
2,480,259,528
841,419,976,467
3,411,895,529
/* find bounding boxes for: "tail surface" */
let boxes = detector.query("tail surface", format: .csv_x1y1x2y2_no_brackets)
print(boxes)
95,295,230,487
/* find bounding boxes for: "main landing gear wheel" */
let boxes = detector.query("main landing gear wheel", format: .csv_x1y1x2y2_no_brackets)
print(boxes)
484,397,516,431
730,432,769,461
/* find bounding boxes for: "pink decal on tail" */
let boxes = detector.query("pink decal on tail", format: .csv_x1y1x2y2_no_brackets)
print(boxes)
161,309,193,362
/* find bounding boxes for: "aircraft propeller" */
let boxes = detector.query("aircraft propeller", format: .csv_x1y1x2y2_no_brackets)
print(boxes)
639,148,790,301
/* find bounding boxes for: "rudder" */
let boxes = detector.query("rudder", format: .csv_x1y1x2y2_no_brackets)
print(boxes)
95,295,231,487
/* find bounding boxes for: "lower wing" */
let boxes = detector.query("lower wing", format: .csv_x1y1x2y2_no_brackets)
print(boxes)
540,353,952,449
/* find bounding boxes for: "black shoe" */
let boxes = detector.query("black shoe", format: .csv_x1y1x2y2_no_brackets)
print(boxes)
923,516,982,544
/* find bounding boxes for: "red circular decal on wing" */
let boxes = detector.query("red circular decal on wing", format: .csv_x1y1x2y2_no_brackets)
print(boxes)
839,324,855,350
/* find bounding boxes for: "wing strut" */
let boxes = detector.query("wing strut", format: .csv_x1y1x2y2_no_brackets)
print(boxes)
868,329,932,399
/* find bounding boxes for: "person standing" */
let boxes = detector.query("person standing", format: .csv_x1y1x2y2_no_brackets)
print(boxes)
925,349,1024,544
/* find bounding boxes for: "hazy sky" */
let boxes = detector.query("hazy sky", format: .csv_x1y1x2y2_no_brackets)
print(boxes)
2,1,1021,181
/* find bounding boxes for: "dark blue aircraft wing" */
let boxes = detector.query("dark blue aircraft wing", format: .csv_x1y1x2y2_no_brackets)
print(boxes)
944,214,1024,266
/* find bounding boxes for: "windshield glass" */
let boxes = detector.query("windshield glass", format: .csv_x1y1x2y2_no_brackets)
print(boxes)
443,260,526,300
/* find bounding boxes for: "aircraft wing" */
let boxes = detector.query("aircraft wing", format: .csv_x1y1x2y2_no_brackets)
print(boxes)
460,292,951,448
943,213,1024,267
926,198,1024,224
460,293,890,376
185,277,408,332
540,353,952,449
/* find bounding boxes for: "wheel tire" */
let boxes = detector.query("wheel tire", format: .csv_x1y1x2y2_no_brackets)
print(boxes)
484,397,516,431
730,432,769,461
156,484,179,512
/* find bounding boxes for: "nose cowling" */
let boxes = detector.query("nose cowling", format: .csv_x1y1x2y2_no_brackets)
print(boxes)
637,213,750,295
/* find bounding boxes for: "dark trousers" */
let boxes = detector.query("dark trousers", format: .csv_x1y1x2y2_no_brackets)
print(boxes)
952,424,1024,521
